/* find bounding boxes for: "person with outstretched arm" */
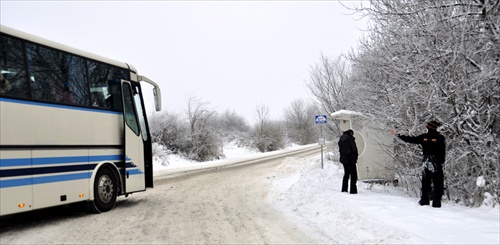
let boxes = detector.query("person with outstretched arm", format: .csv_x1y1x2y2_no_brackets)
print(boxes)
391,121,446,208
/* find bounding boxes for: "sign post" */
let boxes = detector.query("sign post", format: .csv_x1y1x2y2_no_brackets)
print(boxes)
315,115,327,169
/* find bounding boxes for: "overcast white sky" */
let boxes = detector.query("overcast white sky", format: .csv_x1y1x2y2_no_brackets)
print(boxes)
1,1,367,122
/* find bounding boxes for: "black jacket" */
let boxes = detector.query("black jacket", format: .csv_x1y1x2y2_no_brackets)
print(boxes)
397,130,446,164
338,131,358,164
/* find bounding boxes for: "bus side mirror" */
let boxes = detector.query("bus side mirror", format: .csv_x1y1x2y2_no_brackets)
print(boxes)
153,87,161,111
138,75,162,112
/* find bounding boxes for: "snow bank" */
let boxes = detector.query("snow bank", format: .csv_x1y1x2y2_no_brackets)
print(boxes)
268,156,500,244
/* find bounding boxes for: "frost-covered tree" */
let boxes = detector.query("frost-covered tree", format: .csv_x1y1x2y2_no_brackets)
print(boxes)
306,54,352,136
342,0,500,206
148,95,223,162
284,99,320,145
149,111,187,155
251,103,285,152
184,95,222,161
306,54,351,116
216,109,250,144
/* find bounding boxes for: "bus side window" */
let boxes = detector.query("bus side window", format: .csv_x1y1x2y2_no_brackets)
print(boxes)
106,81,123,111
88,61,127,111
26,43,89,106
133,86,148,141
61,55,88,105
26,43,60,102
122,83,139,135
0,34,30,98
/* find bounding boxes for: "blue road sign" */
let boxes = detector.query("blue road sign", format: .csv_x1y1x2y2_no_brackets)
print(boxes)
315,115,327,124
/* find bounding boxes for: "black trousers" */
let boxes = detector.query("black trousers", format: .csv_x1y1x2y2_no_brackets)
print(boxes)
342,163,358,193
421,163,444,201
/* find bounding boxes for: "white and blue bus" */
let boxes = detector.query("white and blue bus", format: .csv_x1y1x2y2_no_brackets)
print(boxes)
0,25,161,216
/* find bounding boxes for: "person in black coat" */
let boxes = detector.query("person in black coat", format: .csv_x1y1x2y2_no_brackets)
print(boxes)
338,129,359,194
391,121,446,208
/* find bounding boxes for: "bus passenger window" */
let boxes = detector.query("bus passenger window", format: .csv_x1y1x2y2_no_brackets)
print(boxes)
123,83,139,135
27,43,59,102
88,61,127,111
0,34,30,98
105,81,122,111
26,43,89,106
62,55,88,105
133,86,148,141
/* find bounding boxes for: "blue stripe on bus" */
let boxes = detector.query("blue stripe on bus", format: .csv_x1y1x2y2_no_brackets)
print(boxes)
0,178,33,188
0,97,122,115
33,172,92,185
33,156,90,165
0,171,143,188
0,172,90,188
0,155,122,167
0,158,32,167
0,164,98,178
119,168,143,175
127,169,143,175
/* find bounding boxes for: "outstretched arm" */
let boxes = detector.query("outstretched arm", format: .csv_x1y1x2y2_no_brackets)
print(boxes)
390,129,422,144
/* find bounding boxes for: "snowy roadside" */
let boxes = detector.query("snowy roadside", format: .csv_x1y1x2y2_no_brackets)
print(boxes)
152,141,305,177
267,155,500,244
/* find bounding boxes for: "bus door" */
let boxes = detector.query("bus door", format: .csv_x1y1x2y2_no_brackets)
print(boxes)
121,80,145,193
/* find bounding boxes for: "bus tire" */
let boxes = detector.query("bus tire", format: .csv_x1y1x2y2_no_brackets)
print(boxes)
92,167,117,213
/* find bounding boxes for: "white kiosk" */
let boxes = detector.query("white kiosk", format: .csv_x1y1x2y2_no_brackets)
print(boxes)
331,110,394,181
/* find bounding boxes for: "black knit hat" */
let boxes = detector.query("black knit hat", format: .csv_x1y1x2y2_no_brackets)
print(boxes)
426,120,441,130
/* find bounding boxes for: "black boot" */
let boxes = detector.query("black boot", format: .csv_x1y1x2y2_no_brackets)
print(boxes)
350,185,357,194
432,199,441,208
418,199,430,206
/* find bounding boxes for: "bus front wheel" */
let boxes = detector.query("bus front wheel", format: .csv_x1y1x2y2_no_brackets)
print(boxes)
91,167,117,213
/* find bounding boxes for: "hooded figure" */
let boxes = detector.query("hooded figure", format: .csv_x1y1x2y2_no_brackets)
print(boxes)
338,129,358,194
393,121,446,207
